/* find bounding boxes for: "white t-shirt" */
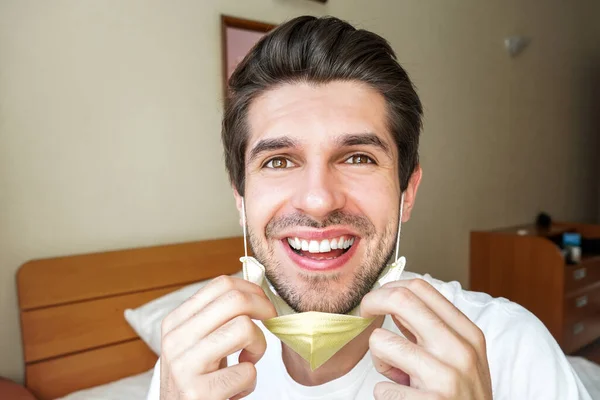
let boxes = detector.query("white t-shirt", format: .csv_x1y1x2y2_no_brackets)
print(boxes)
146,271,591,399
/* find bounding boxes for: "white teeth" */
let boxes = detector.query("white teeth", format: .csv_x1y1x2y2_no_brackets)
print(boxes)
287,237,302,250
301,240,309,251
319,240,331,252
288,236,356,253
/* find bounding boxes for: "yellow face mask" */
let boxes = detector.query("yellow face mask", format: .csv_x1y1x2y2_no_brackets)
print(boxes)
239,194,406,371
241,255,406,370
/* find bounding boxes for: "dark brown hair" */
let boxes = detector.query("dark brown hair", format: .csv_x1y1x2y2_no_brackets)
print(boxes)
222,16,423,197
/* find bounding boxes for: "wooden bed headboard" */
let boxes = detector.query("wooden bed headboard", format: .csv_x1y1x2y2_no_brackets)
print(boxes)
17,236,245,400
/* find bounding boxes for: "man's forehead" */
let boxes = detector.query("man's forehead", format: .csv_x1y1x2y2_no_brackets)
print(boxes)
245,80,394,151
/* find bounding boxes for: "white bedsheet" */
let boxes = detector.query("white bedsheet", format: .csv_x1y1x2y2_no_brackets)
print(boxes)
54,357,600,399
55,369,153,400
568,356,600,399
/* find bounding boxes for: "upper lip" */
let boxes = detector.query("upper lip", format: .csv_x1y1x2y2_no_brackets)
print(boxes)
274,228,360,241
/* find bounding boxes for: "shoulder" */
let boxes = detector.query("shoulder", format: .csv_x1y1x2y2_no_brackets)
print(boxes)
400,272,552,357
402,271,591,399
403,271,559,350
402,271,536,332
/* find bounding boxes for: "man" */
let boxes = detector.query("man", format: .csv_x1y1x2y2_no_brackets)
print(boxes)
147,16,590,399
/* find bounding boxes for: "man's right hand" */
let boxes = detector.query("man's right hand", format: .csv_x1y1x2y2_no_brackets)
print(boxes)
159,275,277,400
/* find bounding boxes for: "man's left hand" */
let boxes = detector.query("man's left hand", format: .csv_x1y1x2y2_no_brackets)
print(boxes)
360,279,493,400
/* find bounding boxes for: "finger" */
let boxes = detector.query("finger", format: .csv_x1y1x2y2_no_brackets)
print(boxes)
382,279,484,349
230,381,257,400
196,362,257,400
174,316,267,375
162,275,269,335
163,290,276,359
373,381,435,400
372,350,410,386
370,328,453,393
390,315,417,343
361,286,460,350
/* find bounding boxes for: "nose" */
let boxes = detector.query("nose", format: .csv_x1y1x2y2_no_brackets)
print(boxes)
290,162,346,219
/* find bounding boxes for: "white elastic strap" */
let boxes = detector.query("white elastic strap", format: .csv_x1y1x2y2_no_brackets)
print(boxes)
241,197,248,261
394,192,405,263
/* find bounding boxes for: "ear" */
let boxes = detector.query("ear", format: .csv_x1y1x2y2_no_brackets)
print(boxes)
401,166,422,222
232,186,244,227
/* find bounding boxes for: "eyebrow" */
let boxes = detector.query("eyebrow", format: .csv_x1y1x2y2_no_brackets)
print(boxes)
248,137,299,164
336,133,391,157
247,132,392,164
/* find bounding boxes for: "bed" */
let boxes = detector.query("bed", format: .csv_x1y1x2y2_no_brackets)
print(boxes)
16,236,600,399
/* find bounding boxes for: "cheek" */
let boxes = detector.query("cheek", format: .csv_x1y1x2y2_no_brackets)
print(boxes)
245,179,291,236
345,174,398,228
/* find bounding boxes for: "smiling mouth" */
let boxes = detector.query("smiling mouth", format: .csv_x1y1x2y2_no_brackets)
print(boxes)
285,236,356,260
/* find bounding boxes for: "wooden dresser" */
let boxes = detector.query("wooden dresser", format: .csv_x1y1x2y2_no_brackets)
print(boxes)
470,222,600,360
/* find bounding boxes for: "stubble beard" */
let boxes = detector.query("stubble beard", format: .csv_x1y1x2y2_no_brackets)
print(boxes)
247,211,397,314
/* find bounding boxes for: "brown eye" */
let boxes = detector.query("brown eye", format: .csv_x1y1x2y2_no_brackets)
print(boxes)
265,157,295,169
345,154,374,164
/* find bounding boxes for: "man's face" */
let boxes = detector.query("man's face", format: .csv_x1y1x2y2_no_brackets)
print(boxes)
235,81,421,314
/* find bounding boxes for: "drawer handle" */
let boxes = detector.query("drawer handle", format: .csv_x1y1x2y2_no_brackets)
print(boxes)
576,296,589,308
573,323,585,335
573,268,587,281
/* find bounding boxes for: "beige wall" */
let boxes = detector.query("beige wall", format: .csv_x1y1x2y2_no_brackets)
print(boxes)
0,0,598,382
595,3,600,223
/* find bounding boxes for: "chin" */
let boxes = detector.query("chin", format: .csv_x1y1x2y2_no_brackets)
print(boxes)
252,229,388,313
269,245,368,314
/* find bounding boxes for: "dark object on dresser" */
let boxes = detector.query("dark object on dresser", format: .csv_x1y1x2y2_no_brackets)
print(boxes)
535,212,552,230
470,222,600,362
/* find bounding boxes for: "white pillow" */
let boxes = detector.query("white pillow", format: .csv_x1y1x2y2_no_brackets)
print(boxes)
124,270,243,355
56,369,154,400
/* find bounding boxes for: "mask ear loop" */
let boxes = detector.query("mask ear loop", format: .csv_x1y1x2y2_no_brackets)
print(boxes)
241,197,249,279
393,192,405,264
389,192,406,279
241,197,248,260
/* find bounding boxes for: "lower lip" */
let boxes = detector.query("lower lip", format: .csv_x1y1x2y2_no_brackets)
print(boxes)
281,239,360,272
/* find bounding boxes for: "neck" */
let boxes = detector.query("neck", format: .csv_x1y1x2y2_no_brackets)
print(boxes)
281,316,384,386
